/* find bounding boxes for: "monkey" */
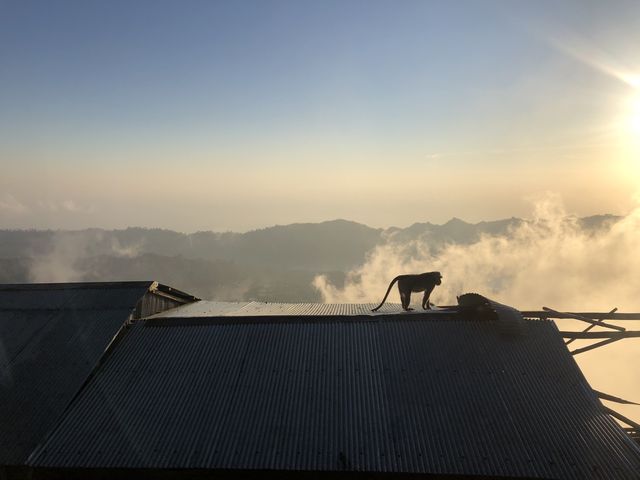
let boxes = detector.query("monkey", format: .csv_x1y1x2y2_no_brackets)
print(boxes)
371,272,442,312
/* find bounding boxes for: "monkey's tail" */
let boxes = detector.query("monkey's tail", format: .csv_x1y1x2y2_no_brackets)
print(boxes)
371,277,400,312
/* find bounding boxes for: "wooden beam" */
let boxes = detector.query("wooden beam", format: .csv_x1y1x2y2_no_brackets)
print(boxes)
566,308,618,346
602,406,640,430
522,311,640,321
542,307,625,331
571,338,621,355
559,331,640,339
595,390,640,405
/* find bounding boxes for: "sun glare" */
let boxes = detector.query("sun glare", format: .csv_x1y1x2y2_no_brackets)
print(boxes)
621,87,640,180
552,37,640,148
611,78,640,179
628,90,640,136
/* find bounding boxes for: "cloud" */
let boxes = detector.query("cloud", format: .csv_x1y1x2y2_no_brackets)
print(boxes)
35,199,94,214
314,192,640,311
0,193,28,214
61,199,94,213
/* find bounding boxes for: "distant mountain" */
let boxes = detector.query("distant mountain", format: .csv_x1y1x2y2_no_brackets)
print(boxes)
0,253,339,302
384,217,524,248
0,214,623,301
577,214,621,232
0,219,382,271
0,215,622,265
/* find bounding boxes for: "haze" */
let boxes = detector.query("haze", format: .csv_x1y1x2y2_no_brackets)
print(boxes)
1,0,639,424
1,0,640,231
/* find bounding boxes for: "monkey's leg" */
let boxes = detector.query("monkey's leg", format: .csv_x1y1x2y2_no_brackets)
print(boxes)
422,291,430,310
401,291,413,311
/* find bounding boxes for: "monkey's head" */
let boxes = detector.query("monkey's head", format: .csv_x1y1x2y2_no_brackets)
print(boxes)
433,272,442,285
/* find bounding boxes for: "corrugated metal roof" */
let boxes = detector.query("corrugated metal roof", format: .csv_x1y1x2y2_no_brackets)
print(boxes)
30,314,640,479
148,300,424,318
0,282,152,465
0,281,153,310
147,300,251,318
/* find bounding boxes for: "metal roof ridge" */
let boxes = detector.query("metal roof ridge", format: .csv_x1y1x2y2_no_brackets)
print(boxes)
141,311,476,327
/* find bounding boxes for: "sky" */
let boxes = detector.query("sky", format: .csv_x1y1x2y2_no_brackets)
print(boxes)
1,0,639,232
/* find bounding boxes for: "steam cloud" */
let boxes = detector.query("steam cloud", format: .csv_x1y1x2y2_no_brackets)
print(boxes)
314,192,640,420
28,232,142,283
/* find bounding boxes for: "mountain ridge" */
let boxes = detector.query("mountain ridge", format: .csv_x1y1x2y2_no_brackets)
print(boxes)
0,213,623,302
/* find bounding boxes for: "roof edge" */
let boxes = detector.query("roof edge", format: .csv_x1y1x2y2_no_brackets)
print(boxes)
149,281,200,303
0,281,155,291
